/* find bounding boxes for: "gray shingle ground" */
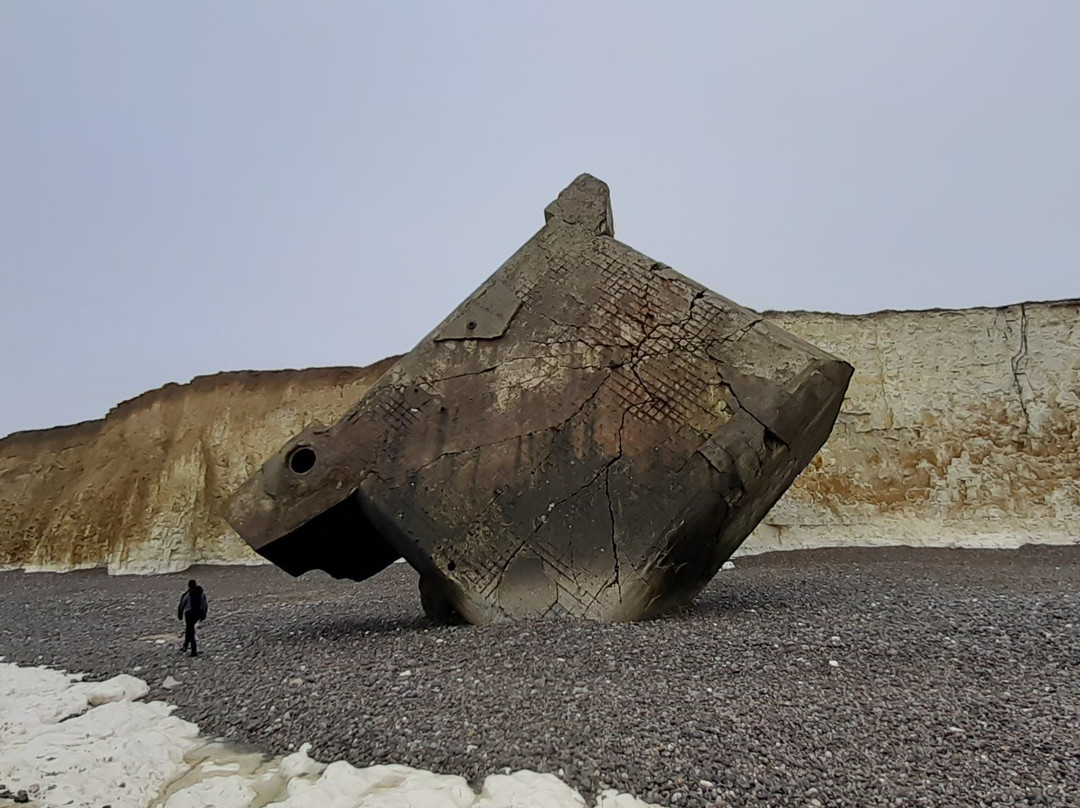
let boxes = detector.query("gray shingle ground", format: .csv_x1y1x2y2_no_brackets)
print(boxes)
2,546,1077,807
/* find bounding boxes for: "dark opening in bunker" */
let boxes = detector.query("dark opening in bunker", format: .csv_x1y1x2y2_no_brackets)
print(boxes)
287,446,317,474
258,494,400,582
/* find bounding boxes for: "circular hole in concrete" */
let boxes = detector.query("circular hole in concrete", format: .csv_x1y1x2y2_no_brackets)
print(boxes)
466,320,477,330
287,446,316,474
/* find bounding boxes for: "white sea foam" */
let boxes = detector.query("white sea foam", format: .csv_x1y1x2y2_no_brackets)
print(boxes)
0,662,665,807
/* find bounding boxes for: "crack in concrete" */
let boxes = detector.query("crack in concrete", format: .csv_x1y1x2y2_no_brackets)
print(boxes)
517,359,627,373
720,380,788,448
723,317,763,344
551,369,614,433
604,408,628,600
528,408,628,605
530,457,611,535
480,371,617,530
686,288,708,317
529,308,637,349
617,306,678,409
422,366,499,385
522,338,631,352
411,427,557,474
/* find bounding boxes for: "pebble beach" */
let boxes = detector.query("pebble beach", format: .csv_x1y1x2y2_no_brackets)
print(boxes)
2,546,1078,807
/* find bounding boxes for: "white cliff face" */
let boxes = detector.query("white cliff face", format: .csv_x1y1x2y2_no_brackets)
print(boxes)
1,301,1077,574
0,362,399,574
740,300,1080,554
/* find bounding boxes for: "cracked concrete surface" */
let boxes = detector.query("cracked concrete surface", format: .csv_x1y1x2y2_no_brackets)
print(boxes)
225,175,852,623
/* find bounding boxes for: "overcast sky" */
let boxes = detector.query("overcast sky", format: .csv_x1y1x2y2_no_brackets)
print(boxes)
2,3,1077,438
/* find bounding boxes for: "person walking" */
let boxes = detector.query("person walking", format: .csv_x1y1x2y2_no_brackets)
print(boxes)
177,579,208,657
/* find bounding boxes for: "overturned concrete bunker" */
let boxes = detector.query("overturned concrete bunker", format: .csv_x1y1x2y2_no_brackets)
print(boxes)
225,175,853,623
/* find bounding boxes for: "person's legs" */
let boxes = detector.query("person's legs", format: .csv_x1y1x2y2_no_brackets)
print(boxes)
185,614,198,656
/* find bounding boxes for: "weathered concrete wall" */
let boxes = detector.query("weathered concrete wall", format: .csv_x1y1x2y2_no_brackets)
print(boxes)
1,300,1076,574
740,299,1079,554
0,360,397,573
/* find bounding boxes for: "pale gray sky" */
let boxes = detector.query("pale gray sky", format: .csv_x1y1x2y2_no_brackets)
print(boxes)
2,2,1077,438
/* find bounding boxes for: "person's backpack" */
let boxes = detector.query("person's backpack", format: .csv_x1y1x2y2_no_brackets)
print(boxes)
186,586,207,620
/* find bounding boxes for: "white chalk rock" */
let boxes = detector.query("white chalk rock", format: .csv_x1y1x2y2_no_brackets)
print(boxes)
476,770,587,807
278,742,325,779
162,774,258,808
0,664,201,808
270,761,476,808
1,662,672,808
0,664,89,742
82,673,150,705
596,789,665,807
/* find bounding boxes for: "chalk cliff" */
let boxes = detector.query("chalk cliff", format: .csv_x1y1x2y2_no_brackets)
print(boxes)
740,299,1079,554
1,300,1076,573
0,360,398,573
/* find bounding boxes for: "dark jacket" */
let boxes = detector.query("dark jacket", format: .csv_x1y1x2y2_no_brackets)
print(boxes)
178,586,208,621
